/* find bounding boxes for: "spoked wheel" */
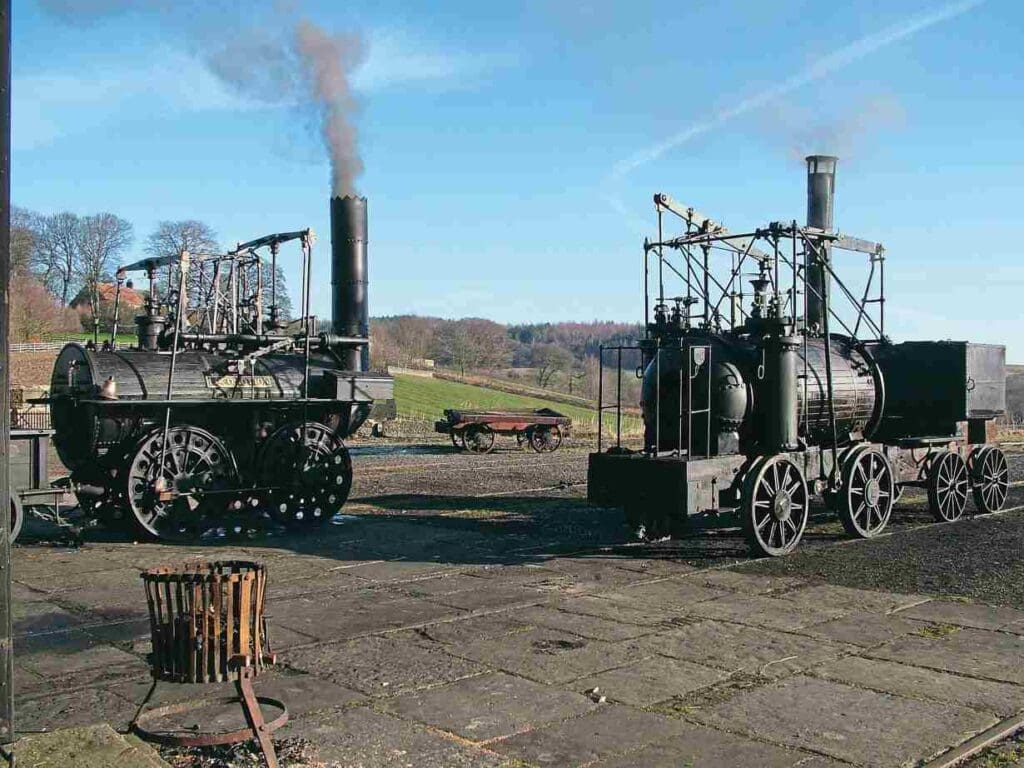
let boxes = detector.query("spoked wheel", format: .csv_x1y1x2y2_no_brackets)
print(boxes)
10,495,23,544
741,455,809,557
968,446,1009,513
126,426,239,540
463,425,495,454
259,422,352,527
529,426,563,453
838,447,895,538
926,450,969,522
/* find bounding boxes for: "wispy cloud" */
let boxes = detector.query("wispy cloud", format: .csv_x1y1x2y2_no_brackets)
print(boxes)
607,0,985,182
13,29,512,152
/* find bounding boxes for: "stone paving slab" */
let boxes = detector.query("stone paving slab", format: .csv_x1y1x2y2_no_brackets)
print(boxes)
589,721,817,767
11,724,169,768
555,594,682,626
17,686,138,732
867,627,1024,684
267,591,465,640
490,704,689,766
284,705,507,768
598,579,727,613
895,600,1024,631
572,655,728,707
692,675,996,767
343,558,460,582
685,570,806,594
452,627,653,684
285,632,487,696
778,583,927,614
687,594,847,631
389,572,498,597
646,620,857,678
511,604,656,641
538,557,657,592
384,671,596,741
795,611,925,648
424,583,552,612
417,612,536,645
815,655,1024,717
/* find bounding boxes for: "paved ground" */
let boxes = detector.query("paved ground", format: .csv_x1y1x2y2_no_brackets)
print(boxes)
9,443,1024,767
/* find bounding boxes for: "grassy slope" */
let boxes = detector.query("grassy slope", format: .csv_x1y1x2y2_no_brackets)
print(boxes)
394,374,642,434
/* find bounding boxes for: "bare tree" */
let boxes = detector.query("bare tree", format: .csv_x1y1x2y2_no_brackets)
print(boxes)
11,206,41,276
76,213,134,332
435,318,510,376
531,343,574,388
145,220,220,296
33,212,81,306
10,275,78,341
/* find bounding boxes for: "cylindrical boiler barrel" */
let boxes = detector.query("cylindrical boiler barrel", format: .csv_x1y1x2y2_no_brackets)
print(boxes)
330,195,369,371
806,155,836,333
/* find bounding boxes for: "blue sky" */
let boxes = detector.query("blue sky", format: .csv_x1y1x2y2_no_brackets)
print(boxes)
12,0,1024,360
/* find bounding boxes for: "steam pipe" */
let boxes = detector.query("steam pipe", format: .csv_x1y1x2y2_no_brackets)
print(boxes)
330,195,369,371
805,155,837,334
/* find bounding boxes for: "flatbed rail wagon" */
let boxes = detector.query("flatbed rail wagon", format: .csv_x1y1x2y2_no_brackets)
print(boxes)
436,408,571,453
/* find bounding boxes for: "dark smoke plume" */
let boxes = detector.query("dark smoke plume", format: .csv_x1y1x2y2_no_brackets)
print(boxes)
293,21,364,196
38,1,365,194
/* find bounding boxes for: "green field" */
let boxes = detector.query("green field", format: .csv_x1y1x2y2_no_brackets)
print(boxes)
393,374,643,435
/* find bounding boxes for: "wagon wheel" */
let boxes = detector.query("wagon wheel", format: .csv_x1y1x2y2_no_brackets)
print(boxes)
837,447,895,539
10,495,23,544
968,446,1009,513
741,455,808,558
463,425,495,454
259,422,352,527
125,426,239,540
926,450,969,522
529,425,563,453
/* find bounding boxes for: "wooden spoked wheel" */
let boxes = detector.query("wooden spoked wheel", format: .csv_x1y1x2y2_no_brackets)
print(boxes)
259,422,352,527
529,426,563,453
126,425,239,540
838,448,895,539
968,446,1009,513
463,425,495,454
741,455,809,557
10,495,22,544
926,450,969,522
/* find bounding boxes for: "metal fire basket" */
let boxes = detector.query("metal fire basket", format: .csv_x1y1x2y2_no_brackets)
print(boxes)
132,561,287,768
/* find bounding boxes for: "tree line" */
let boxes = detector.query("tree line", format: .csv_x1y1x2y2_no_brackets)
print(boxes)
370,315,643,401
10,208,290,341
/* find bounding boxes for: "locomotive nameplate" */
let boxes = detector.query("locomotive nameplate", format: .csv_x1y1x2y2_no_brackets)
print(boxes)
205,374,276,390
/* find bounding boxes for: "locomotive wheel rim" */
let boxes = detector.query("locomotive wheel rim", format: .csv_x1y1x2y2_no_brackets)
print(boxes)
970,446,1009,513
928,451,969,522
744,456,808,557
841,449,894,538
260,422,351,526
126,426,238,539
465,426,495,454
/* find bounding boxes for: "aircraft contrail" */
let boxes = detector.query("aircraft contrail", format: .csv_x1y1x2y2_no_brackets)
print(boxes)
608,0,985,181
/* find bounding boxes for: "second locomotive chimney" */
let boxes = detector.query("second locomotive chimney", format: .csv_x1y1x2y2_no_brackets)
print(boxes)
805,155,837,334
330,195,369,371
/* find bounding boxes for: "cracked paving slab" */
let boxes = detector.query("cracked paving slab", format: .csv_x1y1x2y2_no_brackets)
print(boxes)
866,627,1024,685
284,631,487,696
691,675,996,768
383,671,596,742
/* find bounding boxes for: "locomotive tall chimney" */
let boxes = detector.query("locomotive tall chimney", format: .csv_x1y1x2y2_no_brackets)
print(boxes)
805,155,836,334
330,195,369,371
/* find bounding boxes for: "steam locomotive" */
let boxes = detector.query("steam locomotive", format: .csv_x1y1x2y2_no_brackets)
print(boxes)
48,196,393,539
589,157,1009,556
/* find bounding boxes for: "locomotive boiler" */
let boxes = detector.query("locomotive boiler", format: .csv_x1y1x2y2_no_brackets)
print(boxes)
48,196,393,539
589,157,1009,557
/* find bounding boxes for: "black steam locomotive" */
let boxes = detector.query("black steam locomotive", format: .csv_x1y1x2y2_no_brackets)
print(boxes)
589,157,1009,557
48,196,392,539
